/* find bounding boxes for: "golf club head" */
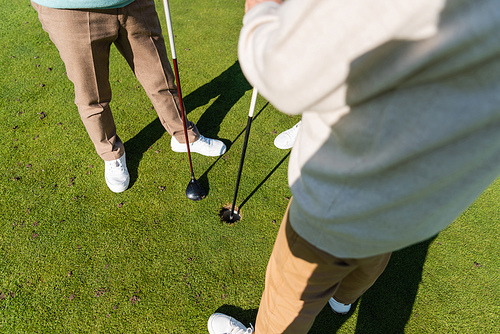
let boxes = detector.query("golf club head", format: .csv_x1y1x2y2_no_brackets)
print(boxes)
186,177,206,201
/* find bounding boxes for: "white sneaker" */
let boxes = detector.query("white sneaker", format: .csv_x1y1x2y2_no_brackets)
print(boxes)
328,297,352,315
274,121,301,149
208,313,254,334
171,135,226,156
104,153,130,193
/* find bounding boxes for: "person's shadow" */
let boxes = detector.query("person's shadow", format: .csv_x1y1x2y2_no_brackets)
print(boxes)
308,236,436,333
214,304,260,330
213,236,435,333
183,61,252,138
124,61,251,187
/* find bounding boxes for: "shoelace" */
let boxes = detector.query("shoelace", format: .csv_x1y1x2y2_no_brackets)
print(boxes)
289,122,301,133
195,135,212,146
283,122,301,138
106,159,125,170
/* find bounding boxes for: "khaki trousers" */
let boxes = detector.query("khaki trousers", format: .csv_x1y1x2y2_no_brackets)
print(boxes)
32,0,199,161
256,200,391,333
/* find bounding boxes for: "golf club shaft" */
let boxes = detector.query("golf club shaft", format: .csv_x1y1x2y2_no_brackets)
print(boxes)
230,87,258,220
162,0,195,177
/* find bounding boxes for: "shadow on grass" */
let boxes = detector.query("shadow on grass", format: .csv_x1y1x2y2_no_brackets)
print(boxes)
124,61,252,188
212,237,435,333
184,61,252,139
197,102,270,196
309,236,436,333
237,151,290,211
124,117,164,187
214,304,259,329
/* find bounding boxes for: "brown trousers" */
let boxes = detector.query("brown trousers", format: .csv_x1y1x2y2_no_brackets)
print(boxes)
256,200,392,333
32,0,199,161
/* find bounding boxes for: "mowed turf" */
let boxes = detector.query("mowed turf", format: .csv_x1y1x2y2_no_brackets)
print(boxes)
0,1,499,333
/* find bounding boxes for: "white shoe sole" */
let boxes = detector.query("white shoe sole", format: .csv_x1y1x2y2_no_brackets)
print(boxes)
105,176,129,193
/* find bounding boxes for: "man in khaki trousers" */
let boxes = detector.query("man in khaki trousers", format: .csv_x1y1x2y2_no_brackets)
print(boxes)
32,0,226,193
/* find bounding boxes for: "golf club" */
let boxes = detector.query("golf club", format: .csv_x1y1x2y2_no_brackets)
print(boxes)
229,87,259,221
162,0,206,201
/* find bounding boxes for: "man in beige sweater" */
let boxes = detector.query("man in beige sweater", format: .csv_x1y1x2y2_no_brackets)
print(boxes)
209,0,500,333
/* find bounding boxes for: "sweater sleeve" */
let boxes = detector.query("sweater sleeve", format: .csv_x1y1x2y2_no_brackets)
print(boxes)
237,0,444,115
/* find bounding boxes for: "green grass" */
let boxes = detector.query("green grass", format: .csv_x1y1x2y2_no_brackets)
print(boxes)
1,1,499,333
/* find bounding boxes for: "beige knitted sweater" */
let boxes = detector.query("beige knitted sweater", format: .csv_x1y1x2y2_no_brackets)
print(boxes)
238,0,500,258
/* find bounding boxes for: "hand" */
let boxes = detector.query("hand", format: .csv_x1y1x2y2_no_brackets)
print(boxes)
245,0,283,13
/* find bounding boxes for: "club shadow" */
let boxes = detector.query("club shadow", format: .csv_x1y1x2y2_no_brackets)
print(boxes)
197,103,269,197
237,151,290,212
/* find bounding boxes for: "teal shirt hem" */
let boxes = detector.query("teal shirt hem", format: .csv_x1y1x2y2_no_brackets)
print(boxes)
31,0,135,9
